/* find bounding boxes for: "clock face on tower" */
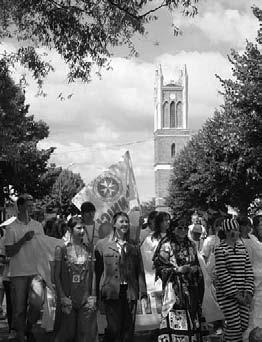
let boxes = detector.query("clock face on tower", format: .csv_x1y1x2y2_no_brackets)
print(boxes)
170,93,176,100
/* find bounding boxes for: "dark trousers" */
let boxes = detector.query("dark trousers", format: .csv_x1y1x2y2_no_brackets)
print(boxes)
3,280,12,332
11,275,44,341
54,304,97,342
103,285,137,342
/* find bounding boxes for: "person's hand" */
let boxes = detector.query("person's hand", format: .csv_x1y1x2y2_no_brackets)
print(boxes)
87,296,97,311
235,292,245,305
191,265,199,273
23,231,35,241
141,297,149,313
244,291,253,306
61,296,72,314
178,265,191,274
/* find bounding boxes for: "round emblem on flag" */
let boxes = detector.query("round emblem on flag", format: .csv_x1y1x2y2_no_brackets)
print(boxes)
93,172,123,202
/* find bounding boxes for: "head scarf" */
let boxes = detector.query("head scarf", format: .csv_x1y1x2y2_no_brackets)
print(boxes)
221,218,239,232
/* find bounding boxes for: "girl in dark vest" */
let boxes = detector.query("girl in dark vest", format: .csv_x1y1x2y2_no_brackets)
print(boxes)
54,216,97,342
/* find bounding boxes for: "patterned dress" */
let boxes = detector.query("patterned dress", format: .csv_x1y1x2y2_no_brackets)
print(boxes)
154,236,204,342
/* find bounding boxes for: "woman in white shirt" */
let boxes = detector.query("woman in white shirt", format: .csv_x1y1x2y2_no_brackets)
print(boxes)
238,215,262,342
141,212,170,292
140,211,170,318
200,215,225,335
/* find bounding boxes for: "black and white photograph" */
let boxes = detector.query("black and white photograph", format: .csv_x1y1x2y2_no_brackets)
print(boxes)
0,1,261,341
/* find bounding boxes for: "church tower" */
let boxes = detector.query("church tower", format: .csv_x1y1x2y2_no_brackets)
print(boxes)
154,64,190,211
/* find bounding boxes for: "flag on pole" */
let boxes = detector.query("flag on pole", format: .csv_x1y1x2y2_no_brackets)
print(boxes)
72,151,140,227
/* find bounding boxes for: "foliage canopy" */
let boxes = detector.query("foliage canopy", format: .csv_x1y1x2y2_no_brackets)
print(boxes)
168,7,262,216
0,60,54,198
0,0,198,84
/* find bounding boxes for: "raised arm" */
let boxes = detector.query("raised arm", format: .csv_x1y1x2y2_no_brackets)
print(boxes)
137,247,147,299
94,242,104,300
5,230,34,257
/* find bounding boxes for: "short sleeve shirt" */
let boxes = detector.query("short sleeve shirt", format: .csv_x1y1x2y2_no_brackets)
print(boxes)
4,218,44,277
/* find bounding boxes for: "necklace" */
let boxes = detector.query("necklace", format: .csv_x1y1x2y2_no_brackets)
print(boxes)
65,244,89,283
73,243,84,259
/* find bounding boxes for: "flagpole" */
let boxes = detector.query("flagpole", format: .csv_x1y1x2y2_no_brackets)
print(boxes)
124,151,142,336
125,150,142,212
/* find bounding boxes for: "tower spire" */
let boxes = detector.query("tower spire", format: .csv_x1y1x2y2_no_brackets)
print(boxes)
154,64,163,132
154,64,190,211
182,64,188,129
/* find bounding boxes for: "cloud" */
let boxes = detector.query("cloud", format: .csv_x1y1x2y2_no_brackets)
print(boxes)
34,49,232,201
195,10,258,46
0,1,257,203
23,54,155,143
27,49,231,136
172,4,259,48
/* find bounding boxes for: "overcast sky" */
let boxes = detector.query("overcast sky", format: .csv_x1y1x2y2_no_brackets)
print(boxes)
4,0,261,202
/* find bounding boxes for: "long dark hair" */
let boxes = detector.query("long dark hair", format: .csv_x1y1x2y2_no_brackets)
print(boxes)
252,215,262,241
147,210,157,227
207,216,225,235
152,211,170,240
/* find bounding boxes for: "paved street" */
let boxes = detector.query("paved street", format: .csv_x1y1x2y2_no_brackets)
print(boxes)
0,320,156,342
0,319,222,342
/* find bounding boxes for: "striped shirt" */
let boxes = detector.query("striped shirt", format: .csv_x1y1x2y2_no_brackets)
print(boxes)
215,241,254,298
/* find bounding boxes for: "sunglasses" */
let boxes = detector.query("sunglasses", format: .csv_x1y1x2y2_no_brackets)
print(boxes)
177,226,188,231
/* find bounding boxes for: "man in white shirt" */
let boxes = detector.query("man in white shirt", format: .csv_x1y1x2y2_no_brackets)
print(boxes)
4,194,45,342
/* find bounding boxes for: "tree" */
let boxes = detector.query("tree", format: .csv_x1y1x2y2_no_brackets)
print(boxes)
0,60,54,199
168,7,262,216
140,198,156,217
0,0,198,85
46,168,85,215
36,163,63,198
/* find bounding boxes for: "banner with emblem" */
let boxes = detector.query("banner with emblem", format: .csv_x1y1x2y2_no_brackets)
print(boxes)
72,151,140,230
72,151,164,332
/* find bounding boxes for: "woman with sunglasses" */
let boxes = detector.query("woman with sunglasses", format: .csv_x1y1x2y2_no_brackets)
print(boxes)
215,218,254,342
153,216,204,341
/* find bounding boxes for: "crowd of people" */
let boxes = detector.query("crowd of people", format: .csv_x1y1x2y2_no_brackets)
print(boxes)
0,193,262,342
